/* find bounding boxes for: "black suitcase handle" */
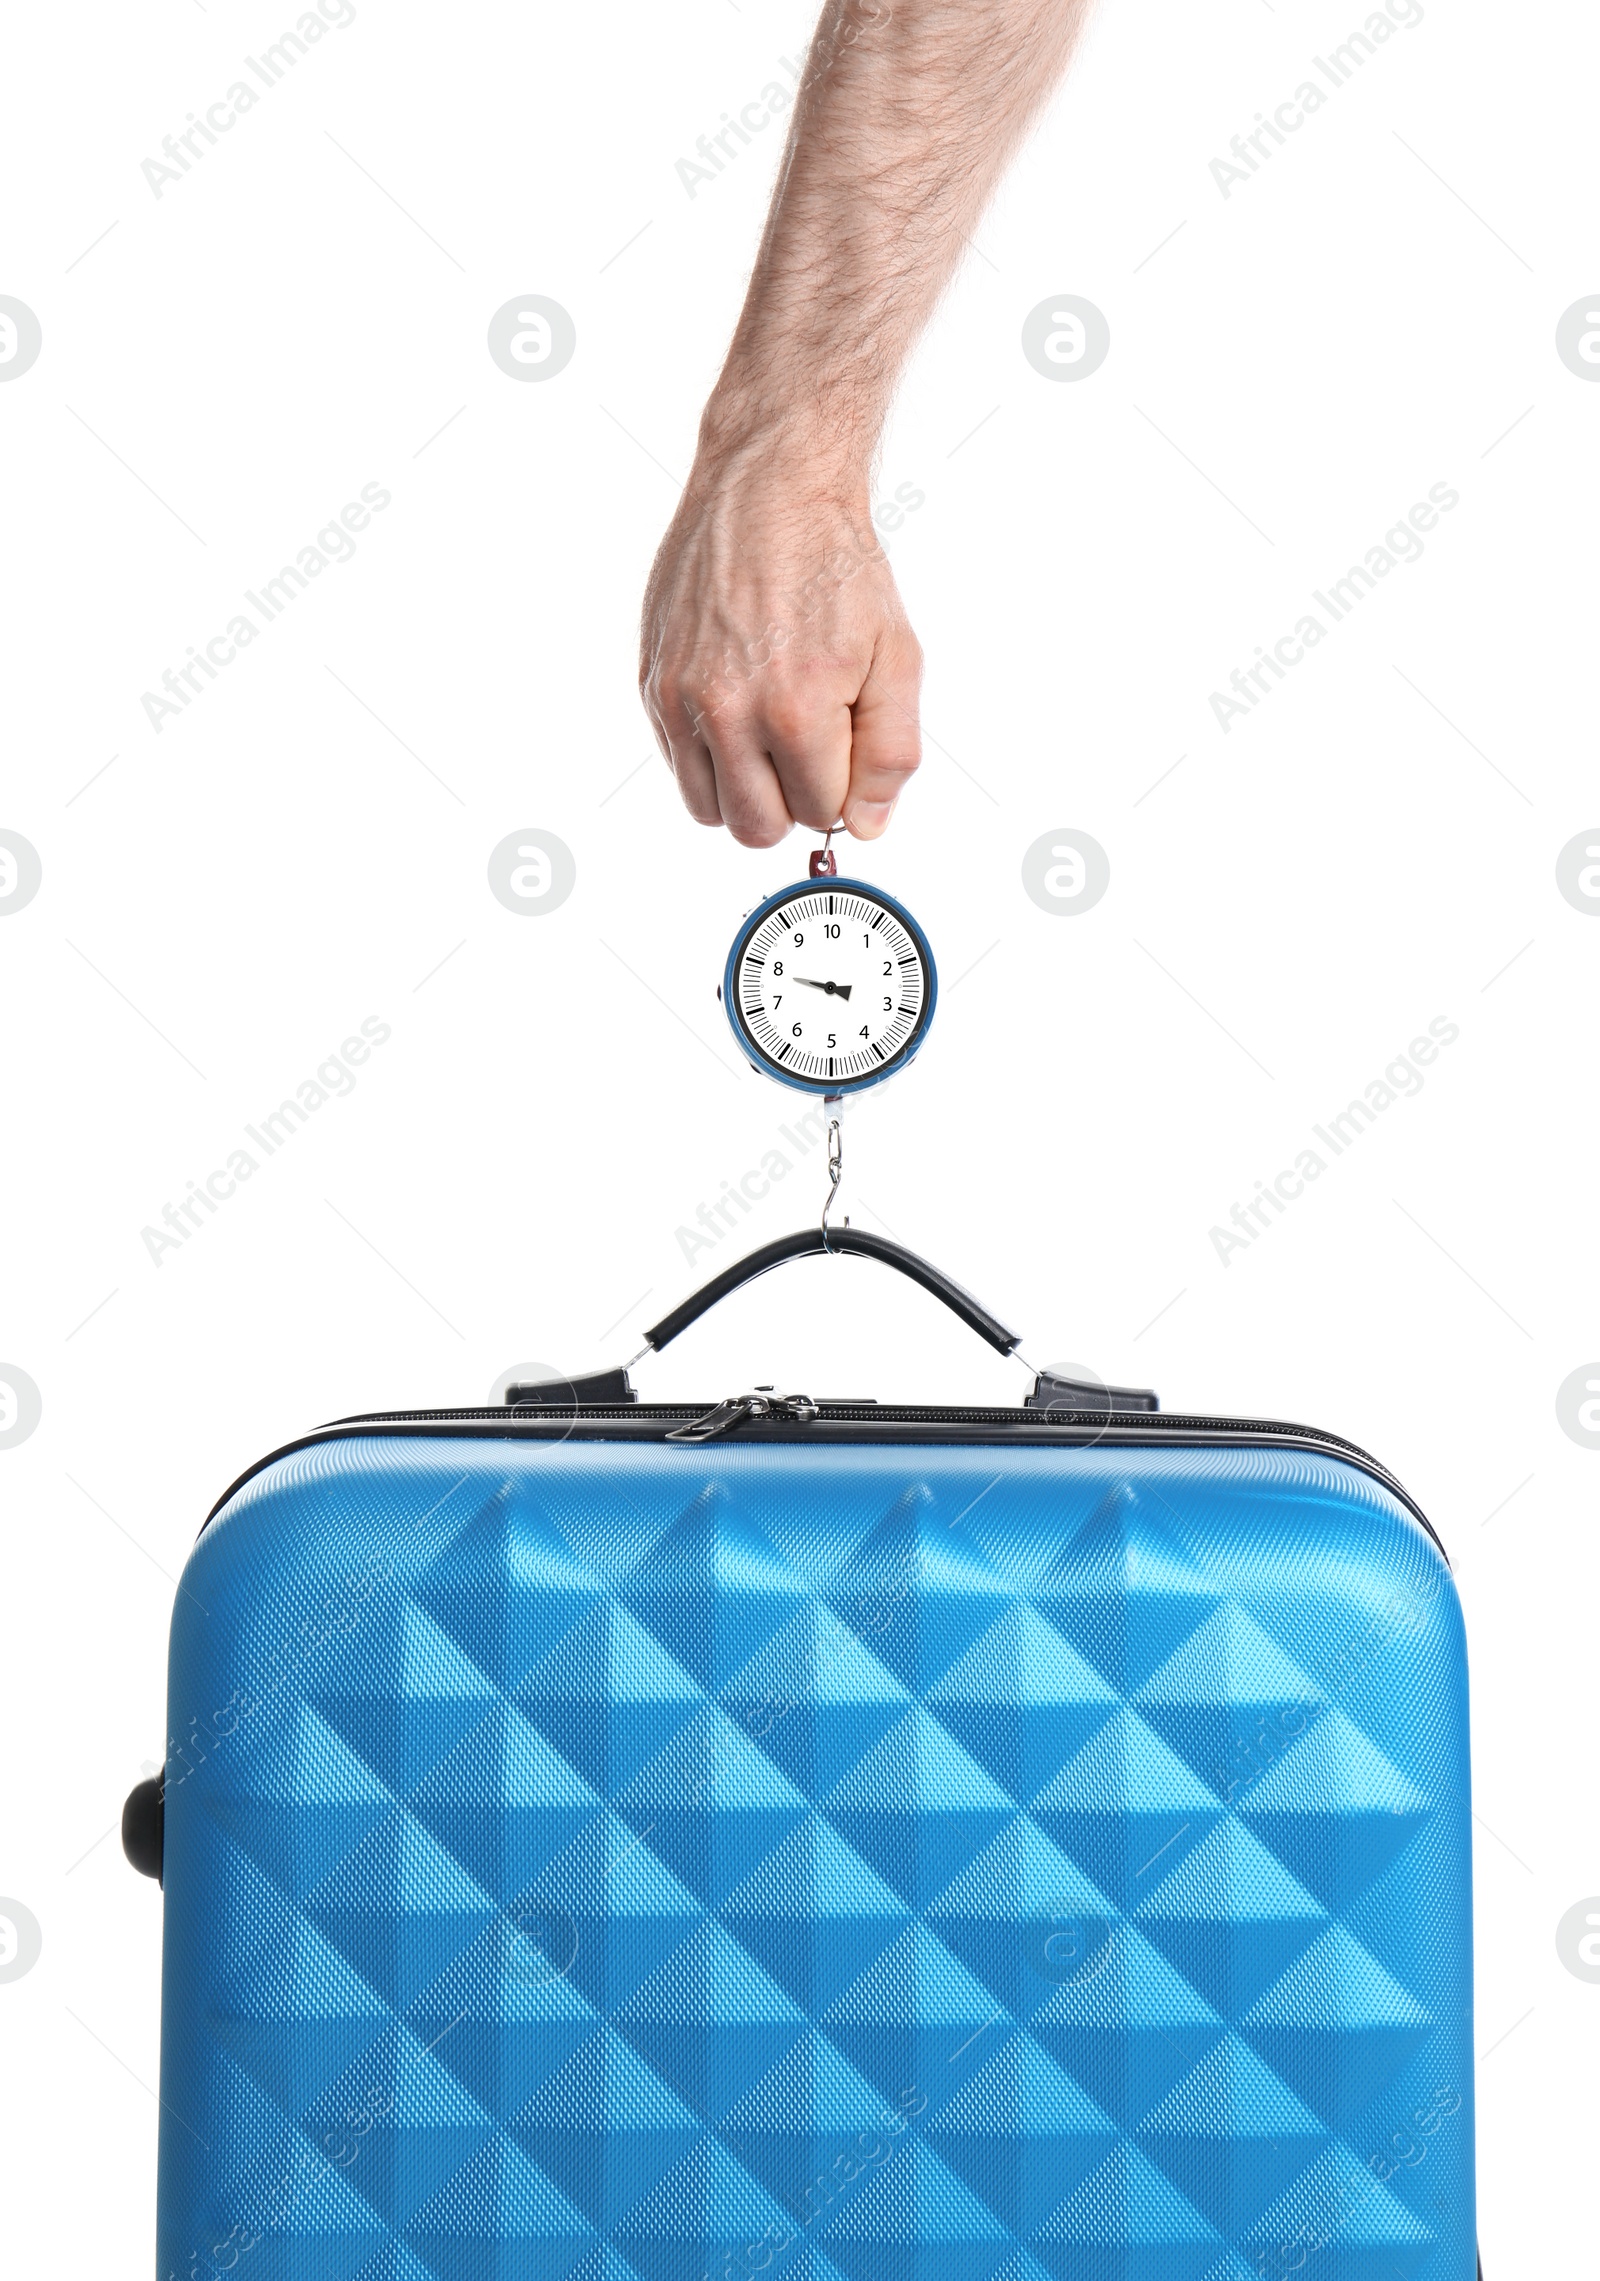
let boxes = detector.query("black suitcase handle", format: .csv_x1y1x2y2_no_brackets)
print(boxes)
642,1226,1021,1357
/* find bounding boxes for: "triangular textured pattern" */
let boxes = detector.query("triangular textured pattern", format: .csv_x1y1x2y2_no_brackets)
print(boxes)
404,2130,593,2278
315,1599,501,1800
613,1699,811,1908
203,1700,395,1904
300,2020,497,2230
514,1602,705,1798
1030,1482,1223,1695
821,2132,1014,2281
822,1483,1011,1696
1030,1706,1224,1910
1134,2032,1330,2234
404,1911,598,2125
928,1600,1121,1805
1034,2140,1224,2279
1248,2136,1437,2280
613,2132,794,2281
928,2030,1119,2233
522,1805,703,2022
158,1437,1474,2277
1029,1924,1227,2128
820,1706,1016,1908
720,1814,910,2011
821,1920,1016,2108
508,2023,700,2227
1240,1924,1434,2122
1134,1601,1329,1791
721,1598,911,1799
1133,1817,1329,2017
1239,1710,1432,1911
613,1911,807,2112
718,2023,900,2206
416,1481,595,1693
348,2244,447,2281
407,1699,600,1905
205,1913,391,2115
621,1481,810,1692
926,1814,1114,2024
304,1806,499,2012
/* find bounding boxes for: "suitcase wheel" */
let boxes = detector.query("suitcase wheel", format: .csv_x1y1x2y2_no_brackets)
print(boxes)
122,1775,163,1884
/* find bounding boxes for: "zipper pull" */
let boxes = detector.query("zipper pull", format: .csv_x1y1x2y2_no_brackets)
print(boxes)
668,1394,766,1444
666,1388,819,1444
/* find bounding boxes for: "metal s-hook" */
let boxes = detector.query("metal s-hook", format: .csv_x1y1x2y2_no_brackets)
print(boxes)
820,1113,844,1251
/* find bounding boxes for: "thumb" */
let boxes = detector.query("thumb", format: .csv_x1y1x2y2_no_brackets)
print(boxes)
844,634,923,840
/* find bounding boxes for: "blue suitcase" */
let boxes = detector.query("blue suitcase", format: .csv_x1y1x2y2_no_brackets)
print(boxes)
125,1230,1478,2279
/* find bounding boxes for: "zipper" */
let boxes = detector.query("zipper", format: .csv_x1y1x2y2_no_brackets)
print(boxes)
665,1388,821,1443
200,1397,1451,1565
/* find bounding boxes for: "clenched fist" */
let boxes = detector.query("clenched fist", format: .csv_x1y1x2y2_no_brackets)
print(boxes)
640,442,923,848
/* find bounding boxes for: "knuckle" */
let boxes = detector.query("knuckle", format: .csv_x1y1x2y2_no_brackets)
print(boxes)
653,663,718,733
727,807,792,851
645,667,681,720
760,691,818,751
886,630,924,684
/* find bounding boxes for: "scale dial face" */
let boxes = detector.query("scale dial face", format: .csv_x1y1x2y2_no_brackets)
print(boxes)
724,879,937,1095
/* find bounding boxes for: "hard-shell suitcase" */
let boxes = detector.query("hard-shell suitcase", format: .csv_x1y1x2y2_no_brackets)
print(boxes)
126,1230,1478,2279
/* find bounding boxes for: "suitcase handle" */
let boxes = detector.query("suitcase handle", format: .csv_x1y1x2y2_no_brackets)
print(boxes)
641,1226,1021,1357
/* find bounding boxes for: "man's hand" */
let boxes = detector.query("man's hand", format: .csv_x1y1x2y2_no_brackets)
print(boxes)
640,444,922,847
640,0,1091,844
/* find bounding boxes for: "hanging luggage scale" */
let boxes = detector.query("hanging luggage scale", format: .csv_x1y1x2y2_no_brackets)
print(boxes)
721,832,937,1097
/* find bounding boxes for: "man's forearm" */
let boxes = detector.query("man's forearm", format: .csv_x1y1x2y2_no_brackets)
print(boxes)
641,0,1090,846
702,0,1092,475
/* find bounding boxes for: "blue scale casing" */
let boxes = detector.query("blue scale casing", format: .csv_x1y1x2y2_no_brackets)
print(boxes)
156,1435,1474,2279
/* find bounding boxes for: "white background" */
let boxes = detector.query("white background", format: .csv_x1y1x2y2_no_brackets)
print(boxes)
2,0,1596,2266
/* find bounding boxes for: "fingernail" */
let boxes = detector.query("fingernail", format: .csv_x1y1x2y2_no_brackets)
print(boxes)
848,800,894,837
